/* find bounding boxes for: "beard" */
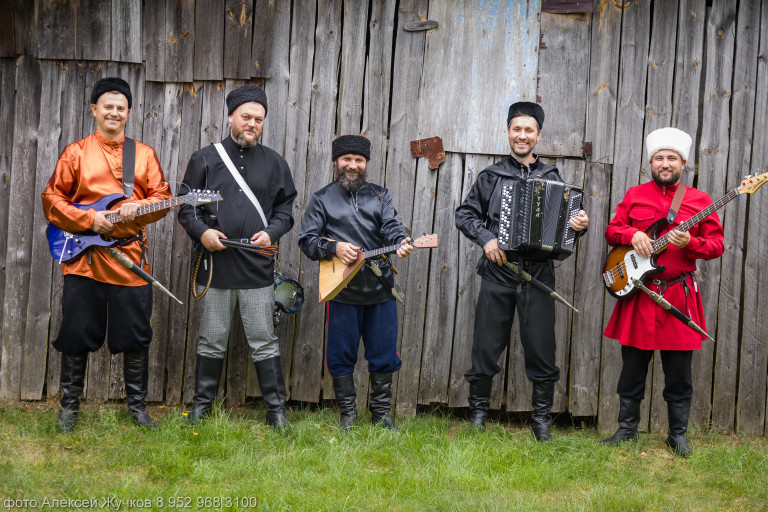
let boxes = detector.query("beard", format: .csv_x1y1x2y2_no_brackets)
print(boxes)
335,167,367,193
652,167,682,187
231,126,260,148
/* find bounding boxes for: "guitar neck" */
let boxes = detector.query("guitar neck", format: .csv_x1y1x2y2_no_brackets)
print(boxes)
363,243,405,259
651,187,739,253
104,197,184,223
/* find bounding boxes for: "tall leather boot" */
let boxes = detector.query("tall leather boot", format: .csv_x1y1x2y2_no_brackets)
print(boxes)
369,373,398,430
254,356,290,431
467,378,492,430
123,348,157,429
332,374,357,431
666,399,693,457
57,352,88,433
188,355,225,425
601,396,641,445
531,381,555,442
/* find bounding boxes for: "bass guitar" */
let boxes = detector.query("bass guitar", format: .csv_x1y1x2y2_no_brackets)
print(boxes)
47,190,223,263
318,234,439,302
602,171,768,299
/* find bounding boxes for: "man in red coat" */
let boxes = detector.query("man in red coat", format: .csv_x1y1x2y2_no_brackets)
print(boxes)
602,127,724,457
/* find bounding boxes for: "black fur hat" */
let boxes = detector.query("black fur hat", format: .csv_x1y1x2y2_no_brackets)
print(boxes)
507,101,544,129
332,135,371,161
91,77,132,108
226,85,268,116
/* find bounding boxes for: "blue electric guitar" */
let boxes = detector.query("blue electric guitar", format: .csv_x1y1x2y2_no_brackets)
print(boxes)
47,190,222,263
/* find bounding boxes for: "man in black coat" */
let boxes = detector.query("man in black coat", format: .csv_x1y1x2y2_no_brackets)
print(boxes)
299,135,413,430
178,85,297,429
455,102,588,440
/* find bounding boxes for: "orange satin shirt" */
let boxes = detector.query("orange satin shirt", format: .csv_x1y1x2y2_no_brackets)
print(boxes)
41,132,172,286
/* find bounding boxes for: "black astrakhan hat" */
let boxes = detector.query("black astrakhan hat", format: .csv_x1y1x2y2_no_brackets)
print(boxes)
226,85,268,116
507,101,544,129
91,77,132,108
332,135,371,161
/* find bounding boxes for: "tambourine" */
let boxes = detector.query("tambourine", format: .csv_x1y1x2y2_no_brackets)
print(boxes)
274,270,304,314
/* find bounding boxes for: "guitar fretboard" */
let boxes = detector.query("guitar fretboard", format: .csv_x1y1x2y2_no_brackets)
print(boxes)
651,188,739,253
363,242,405,259
104,197,185,223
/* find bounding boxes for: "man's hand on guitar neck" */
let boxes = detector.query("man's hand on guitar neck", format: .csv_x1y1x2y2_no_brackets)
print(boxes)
336,241,361,264
396,238,414,258
92,211,115,234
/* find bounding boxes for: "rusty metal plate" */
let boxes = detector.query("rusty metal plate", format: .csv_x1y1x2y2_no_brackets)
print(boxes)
410,136,446,170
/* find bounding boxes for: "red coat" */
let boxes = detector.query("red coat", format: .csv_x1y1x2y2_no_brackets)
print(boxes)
604,181,724,350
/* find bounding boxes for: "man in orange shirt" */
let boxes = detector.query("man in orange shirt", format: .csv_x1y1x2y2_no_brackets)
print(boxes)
41,77,172,432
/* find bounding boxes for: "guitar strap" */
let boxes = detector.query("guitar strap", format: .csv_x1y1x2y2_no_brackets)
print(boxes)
122,137,136,199
666,184,686,224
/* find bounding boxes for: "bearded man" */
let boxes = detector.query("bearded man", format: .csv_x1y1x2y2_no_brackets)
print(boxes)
455,101,588,440
298,135,413,431
178,85,297,429
601,127,724,457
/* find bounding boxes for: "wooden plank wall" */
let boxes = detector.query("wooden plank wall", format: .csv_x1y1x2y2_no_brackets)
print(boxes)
1,0,767,436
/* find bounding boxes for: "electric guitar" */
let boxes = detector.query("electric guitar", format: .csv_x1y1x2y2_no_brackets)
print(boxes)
47,190,222,263
318,234,439,302
602,171,768,299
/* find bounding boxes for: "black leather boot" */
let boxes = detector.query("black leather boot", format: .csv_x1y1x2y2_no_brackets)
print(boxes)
667,399,693,457
467,378,492,430
254,356,290,431
332,374,357,431
601,396,641,445
57,352,88,433
531,382,555,442
123,349,157,429
188,355,225,425
369,373,398,430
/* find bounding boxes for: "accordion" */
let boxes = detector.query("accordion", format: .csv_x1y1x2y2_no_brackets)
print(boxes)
497,178,583,261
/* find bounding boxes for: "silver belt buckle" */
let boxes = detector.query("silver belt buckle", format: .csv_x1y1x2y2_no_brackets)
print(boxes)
239,238,250,244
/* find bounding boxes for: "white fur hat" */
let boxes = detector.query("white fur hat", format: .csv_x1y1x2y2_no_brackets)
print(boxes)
646,127,693,162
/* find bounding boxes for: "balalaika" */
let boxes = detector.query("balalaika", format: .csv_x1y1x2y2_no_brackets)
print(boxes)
497,178,583,260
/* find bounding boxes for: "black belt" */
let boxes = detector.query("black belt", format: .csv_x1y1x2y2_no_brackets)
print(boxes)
651,271,694,296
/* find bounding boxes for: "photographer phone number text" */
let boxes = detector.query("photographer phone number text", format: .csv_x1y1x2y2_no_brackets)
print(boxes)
4,496,259,509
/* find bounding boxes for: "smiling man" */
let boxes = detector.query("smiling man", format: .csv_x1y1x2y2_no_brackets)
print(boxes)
41,77,172,432
455,101,588,440
602,127,724,457
298,135,413,431
178,85,297,429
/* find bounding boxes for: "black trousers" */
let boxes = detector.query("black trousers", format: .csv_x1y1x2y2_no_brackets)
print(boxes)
465,277,559,384
616,345,693,402
53,274,153,355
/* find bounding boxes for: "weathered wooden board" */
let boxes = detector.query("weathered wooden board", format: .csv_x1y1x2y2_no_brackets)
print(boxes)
569,161,612,417
395,157,436,416
291,0,340,403
0,59,16,351
417,0,539,155
336,0,367,135
583,0,622,165
76,0,112,61
596,0,651,433
19,61,62,400
665,0,735,432
251,0,279,78
164,0,195,82
14,0,34,56
361,0,396,186
447,154,491,408
112,0,142,63
0,56,40,400
536,12,590,158
194,0,225,80
712,0,760,433
418,153,461,405
142,0,166,81
223,0,253,79
35,0,76,60
0,0,16,57
737,0,768,436
383,0,428,410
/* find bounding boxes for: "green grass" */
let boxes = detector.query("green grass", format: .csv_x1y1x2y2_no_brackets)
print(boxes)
1,400,767,511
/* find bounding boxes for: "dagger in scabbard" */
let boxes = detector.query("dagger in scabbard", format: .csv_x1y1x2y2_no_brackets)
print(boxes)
107,247,183,305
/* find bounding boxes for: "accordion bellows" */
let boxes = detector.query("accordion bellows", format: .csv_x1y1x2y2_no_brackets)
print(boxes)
498,179,583,261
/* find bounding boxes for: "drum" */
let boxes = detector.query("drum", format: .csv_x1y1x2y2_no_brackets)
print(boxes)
274,271,304,314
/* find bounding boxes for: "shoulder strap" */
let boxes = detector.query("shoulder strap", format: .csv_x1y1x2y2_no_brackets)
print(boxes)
666,184,687,224
213,142,269,228
122,137,135,199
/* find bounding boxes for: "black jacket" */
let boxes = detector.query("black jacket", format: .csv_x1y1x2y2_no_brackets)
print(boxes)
455,155,569,286
299,181,407,305
178,136,297,289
